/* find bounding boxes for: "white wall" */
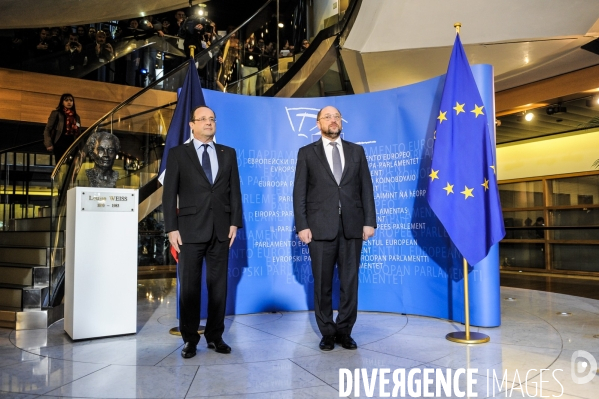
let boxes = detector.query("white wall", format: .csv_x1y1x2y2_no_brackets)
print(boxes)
497,130,599,181
310,0,339,39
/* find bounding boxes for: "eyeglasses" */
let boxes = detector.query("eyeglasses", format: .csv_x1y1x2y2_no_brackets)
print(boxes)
192,117,216,123
318,114,341,121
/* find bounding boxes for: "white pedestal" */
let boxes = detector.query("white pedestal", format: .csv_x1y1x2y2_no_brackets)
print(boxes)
64,187,138,340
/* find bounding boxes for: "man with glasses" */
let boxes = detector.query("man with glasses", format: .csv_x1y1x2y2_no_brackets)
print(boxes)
293,105,376,351
163,105,243,359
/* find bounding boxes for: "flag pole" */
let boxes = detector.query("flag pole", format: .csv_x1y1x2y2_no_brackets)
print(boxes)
444,23,490,345
446,257,489,344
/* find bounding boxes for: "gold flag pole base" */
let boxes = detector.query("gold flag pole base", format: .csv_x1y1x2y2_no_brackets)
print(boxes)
446,331,490,344
169,325,206,336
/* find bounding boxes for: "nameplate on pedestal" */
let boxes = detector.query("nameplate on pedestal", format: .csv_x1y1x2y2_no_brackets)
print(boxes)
80,191,135,212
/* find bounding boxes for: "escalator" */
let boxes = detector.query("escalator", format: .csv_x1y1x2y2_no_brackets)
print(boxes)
0,0,364,329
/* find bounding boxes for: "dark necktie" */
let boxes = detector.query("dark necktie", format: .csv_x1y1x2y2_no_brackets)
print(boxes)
330,142,342,185
202,144,213,184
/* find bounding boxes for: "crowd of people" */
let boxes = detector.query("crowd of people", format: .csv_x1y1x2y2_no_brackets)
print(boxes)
0,10,310,92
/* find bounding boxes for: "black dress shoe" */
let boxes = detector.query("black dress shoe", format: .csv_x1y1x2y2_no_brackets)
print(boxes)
319,335,335,351
181,342,197,358
336,334,357,350
207,338,231,354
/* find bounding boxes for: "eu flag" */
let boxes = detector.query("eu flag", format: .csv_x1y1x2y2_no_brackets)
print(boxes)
158,60,206,184
426,34,505,265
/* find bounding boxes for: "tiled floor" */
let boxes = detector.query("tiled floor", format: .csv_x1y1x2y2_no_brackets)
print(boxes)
1,279,598,398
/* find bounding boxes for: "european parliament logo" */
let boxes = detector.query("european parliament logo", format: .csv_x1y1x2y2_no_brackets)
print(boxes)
284,107,346,142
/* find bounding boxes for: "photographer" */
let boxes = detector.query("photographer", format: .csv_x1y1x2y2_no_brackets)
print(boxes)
179,16,213,58
83,30,114,81
60,32,84,75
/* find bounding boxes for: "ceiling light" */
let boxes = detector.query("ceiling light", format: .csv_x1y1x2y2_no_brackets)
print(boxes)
278,23,284,28
198,9,204,16
525,112,534,122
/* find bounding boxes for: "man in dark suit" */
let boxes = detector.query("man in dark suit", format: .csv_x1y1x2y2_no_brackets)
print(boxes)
293,105,376,351
163,105,242,359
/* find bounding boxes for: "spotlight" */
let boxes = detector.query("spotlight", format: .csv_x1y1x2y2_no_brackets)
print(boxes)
585,96,599,107
525,112,534,122
198,9,204,16
546,105,567,115
278,22,284,28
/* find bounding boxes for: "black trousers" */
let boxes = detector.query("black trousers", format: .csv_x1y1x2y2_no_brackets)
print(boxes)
308,216,363,336
178,230,229,345
52,134,75,164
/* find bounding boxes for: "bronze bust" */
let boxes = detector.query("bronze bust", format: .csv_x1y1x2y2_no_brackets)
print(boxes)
85,131,121,188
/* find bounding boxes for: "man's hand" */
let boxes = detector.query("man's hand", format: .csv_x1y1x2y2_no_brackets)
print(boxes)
362,226,375,241
104,43,113,54
46,146,53,152
228,226,238,248
168,230,183,253
298,228,312,244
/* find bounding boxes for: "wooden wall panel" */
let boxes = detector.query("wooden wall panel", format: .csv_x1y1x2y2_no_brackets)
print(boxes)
496,64,599,114
0,68,177,130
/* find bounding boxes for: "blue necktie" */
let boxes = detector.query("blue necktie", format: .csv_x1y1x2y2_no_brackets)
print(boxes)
202,144,213,184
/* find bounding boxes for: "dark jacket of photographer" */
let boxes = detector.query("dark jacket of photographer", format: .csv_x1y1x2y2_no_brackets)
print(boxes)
83,41,114,65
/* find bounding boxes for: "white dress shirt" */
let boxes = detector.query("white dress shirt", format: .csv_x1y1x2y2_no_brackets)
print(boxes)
321,135,345,175
193,138,219,182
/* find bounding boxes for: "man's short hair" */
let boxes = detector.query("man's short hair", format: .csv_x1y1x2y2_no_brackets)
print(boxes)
316,106,340,121
86,131,121,157
189,105,216,122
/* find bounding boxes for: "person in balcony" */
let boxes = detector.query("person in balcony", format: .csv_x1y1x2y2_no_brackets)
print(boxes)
83,30,114,82
43,93,81,164
60,32,84,76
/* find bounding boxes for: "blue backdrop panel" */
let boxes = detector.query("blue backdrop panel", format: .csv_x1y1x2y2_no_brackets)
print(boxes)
200,64,500,327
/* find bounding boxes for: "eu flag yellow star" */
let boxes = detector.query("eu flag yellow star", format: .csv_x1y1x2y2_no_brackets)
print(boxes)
453,102,465,115
437,110,448,123
482,178,489,191
471,104,484,118
429,169,439,182
460,186,474,199
443,182,454,195
490,165,496,174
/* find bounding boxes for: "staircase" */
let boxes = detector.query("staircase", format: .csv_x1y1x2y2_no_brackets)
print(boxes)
0,210,65,329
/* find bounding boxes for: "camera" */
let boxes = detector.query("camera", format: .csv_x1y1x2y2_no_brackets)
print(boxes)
70,42,78,48
189,16,213,33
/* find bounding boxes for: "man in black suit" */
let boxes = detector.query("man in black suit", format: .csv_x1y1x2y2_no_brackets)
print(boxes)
293,105,376,351
163,105,242,359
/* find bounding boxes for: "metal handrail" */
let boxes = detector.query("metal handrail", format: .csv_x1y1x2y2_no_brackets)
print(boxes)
0,140,45,155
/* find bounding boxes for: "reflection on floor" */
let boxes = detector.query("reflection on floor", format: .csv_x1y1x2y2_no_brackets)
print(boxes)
1,278,598,398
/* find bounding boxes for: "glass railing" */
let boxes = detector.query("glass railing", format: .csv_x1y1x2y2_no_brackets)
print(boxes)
0,140,50,231
45,0,276,308
5,32,186,84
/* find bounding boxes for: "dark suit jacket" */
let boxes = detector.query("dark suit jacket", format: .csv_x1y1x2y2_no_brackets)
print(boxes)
293,138,376,240
163,141,242,243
